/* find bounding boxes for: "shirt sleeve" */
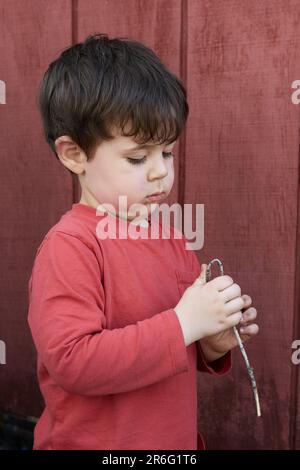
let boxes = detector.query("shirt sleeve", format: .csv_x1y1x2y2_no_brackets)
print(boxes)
28,231,189,396
182,238,232,375
196,341,232,375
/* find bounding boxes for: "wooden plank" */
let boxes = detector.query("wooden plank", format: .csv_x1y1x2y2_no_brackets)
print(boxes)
0,0,73,417
187,0,300,449
76,0,183,206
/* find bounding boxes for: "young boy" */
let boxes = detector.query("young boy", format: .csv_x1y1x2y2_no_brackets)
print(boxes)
28,33,259,450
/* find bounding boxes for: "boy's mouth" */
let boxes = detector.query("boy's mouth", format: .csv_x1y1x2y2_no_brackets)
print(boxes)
147,190,165,197
145,191,166,202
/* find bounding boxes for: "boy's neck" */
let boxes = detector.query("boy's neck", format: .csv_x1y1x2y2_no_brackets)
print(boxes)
95,202,150,227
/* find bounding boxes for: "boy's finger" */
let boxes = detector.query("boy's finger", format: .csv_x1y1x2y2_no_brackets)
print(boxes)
240,308,257,324
239,323,259,336
194,264,207,285
242,294,252,308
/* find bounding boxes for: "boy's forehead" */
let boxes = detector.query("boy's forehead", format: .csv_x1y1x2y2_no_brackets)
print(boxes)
115,136,163,152
108,123,176,152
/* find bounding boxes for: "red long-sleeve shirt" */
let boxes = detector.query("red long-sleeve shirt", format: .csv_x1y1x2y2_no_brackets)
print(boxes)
28,203,231,450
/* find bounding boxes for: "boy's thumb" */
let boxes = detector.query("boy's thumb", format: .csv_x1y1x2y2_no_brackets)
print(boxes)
194,264,207,286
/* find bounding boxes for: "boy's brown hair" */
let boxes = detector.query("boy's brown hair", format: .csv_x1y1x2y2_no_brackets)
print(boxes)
38,33,189,162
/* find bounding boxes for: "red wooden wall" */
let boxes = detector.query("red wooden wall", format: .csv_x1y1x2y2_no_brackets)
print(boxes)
0,0,299,449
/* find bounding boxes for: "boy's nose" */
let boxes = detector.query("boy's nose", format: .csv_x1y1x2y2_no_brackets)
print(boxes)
147,157,168,180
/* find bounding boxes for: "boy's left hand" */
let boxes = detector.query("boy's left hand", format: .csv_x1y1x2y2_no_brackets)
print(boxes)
198,265,259,357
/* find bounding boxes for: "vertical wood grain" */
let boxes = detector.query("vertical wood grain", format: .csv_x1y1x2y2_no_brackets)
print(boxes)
187,0,300,449
0,0,73,416
0,0,299,449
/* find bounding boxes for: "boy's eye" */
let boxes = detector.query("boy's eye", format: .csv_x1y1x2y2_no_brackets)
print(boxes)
126,152,174,165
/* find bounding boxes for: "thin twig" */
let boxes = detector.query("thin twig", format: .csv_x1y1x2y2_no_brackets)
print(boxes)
206,258,261,417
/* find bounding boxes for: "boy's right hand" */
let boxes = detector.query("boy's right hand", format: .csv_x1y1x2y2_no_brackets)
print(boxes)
174,274,245,346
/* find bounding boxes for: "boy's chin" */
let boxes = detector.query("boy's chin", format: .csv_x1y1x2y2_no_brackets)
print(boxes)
127,203,158,220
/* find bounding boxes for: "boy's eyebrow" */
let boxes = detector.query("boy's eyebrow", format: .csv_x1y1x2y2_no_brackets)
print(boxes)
122,144,152,152
121,141,176,153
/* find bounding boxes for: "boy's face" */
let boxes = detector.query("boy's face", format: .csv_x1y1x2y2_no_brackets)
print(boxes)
76,131,176,221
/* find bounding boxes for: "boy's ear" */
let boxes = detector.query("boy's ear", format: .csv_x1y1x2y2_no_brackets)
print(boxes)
54,135,86,174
